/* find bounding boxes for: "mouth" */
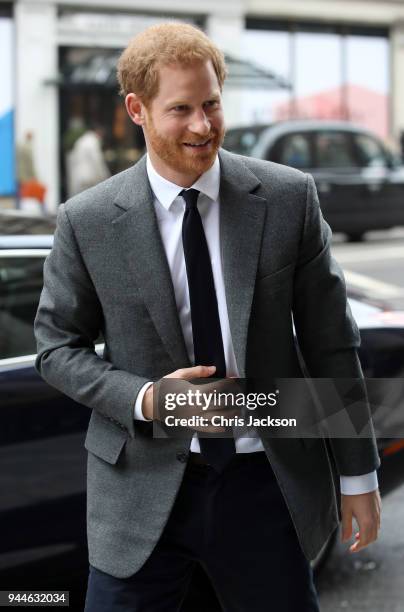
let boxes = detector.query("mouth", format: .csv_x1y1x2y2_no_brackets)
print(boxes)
183,138,212,150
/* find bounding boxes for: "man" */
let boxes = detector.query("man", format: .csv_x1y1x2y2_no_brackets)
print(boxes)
17,131,37,186
34,23,381,612
67,125,110,197
16,131,46,212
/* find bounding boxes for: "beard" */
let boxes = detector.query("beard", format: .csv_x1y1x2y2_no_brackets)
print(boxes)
144,114,225,179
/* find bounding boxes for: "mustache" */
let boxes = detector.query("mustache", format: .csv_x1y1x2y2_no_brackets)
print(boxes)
181,129,223,145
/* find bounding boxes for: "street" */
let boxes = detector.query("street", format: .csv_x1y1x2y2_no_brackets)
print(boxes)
317,482,404,611
314,227,404,610
331,228,404,310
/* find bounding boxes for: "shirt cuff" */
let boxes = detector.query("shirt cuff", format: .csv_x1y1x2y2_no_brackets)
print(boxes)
134,382,154,421
340,471,379,495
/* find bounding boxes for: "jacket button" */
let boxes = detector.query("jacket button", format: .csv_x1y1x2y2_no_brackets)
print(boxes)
176,452,188,463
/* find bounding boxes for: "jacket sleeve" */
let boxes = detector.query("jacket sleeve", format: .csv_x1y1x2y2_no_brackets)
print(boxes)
34,203,149,438
292,174,380,476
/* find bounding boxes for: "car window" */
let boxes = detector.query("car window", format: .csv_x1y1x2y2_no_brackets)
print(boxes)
272,133,312,169
0,255,45,359
315,131,357,168
353,133,387,168
223,126,269,156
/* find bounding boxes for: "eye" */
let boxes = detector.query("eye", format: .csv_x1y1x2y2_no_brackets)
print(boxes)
172,105,188,112
204,100,219,108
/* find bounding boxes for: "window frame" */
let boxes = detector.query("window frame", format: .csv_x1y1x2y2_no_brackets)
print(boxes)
313,129,359,170
351,132,389,169
270,130,315,169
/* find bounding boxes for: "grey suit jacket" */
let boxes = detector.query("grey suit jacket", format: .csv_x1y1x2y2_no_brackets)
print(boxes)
34,149,380,578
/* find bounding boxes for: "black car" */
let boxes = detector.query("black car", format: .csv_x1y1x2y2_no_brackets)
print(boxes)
1,236,404,611
224,121,404,241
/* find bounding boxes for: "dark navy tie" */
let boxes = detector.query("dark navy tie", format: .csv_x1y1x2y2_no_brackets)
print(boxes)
181,188,236,471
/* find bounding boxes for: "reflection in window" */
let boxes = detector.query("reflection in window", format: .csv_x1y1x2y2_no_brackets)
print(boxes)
277,134,311,168
354,133,387,168
346,36,389,139
294,33,342,118
315,132,357,168
0,257,44,359
241,25,390,141
239,30,291,123
223,126,268,156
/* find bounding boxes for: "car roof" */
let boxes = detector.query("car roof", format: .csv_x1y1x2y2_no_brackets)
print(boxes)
244,119,386,159
0,235,54,249
0,211,56,237
224,119,386,158
226,119,370,134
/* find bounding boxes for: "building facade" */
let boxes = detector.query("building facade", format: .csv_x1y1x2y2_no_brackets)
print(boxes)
2,0,404,211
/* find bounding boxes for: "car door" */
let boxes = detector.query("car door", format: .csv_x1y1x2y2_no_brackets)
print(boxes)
267,129,361,236
269,130,315,172
311,129,369,238
351,131,404,231
0,248,89,585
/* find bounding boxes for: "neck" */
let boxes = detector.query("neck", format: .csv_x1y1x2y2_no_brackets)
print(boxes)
146,151,203,188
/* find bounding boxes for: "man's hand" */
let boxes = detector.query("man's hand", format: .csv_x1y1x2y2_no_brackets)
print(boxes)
341,489,381,553
142,365,214,421
141,365,240,431
142,384,155,421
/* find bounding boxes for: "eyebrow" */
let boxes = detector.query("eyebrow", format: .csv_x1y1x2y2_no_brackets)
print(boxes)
165,94,221,108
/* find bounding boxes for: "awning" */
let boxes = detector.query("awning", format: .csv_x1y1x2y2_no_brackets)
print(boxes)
50,49,290,91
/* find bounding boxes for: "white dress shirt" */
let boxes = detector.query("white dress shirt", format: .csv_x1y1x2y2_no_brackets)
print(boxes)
133,154,378,495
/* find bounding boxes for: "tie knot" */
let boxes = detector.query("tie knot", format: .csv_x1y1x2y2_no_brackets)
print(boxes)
180,188,200,210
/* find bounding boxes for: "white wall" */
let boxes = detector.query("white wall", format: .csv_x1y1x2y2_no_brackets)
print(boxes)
15,1,59,212
391,23,404,142
11,0,404,210
247,0,404,26
206,10,246,128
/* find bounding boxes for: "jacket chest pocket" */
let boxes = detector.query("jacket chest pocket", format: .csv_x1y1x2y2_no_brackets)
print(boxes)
256,263,294,296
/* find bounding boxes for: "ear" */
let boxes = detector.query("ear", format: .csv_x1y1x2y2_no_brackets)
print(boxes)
125,93,146,126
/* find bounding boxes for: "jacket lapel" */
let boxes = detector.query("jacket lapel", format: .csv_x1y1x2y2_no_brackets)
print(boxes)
112,157,190,369
111,151,267,376
218,149,267,376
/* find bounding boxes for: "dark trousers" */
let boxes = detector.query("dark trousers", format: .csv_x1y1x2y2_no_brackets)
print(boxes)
84,452,320,612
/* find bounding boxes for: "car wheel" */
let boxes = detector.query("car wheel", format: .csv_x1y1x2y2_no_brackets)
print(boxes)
311,526,338,575
346,232,365,242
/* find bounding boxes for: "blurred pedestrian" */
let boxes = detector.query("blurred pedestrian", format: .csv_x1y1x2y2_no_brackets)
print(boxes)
16,131,36,185
16,131,46,213
63,116,86,153
67,125,110,197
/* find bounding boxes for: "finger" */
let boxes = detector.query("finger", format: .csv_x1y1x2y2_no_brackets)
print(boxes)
350,537,370,553
172,365,216,379
377,500,382,531
350,540,360,552
341,507,353,542
349,532,362,551
350,529,367,552
350,524,377,552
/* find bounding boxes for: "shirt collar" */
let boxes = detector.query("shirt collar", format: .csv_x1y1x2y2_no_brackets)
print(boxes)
146,153,220,210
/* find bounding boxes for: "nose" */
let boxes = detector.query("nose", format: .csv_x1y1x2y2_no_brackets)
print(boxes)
188,109,211,136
